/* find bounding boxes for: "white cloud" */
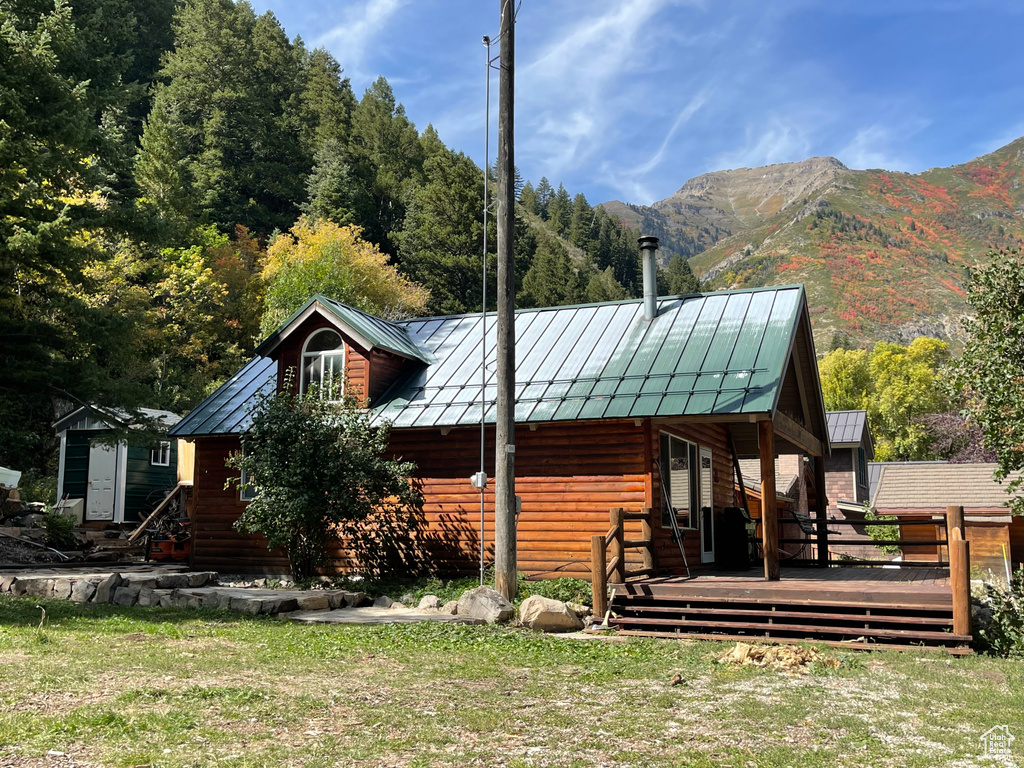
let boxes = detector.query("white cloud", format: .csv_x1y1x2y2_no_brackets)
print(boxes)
316,0,408,81
714,117,814,170
517,0,692,179
840,125,902,170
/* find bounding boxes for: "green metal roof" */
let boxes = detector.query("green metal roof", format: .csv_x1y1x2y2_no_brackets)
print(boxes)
370,285,807,428
255,294,433,364
171,285,814,437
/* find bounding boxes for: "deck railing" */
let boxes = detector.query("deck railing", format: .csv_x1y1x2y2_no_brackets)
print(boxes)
775,505,972,568
590,507,655,618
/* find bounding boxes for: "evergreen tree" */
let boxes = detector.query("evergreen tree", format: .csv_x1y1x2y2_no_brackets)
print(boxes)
303,139,356,226
535,177,553,219
568,192,595,251
547,184,573,236
521,236,580,308
136,0,307,235
397,149,486,315
293,44,356,157
585,267,628,303
660,254,701,295
518,180,538,216
347,76,424,256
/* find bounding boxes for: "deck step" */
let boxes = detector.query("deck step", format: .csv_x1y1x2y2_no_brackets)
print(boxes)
612,629,974,655
615,587,952,609
613,604,954,627
609,615,969,643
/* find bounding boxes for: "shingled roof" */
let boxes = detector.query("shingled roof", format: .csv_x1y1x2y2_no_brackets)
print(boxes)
871,462,1023,513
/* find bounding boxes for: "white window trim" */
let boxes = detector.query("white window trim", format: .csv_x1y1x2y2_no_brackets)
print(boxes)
150,441,171,467
299,329,346,398
659,430,702,531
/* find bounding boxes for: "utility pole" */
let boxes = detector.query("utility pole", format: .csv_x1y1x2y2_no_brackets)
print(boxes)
494,0,517,600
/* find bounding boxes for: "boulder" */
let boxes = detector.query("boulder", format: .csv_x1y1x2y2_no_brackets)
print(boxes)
68,579,96,603
339,590,369,607
228,595,264,615
457,586,514,624
440,600,459,615
326,591,346,610
24,578,53,597
156,573,189,589
389,602,407,610
187,571,216,588
418,594,442,612
51,579,73,600
566,602,592,618
400,592,416,606
0,574,16,593
112,586,141,606
519,595,584,633
136,588,158,607
372,595,394,608
93,573,123,603
295,593,329,611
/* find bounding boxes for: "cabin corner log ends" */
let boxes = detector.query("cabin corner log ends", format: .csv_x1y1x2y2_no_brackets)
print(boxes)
591,506,656,619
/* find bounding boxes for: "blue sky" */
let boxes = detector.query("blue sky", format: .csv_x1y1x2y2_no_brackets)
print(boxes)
251,0,1023,206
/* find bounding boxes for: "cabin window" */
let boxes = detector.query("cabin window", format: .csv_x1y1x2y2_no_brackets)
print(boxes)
239,447,255,502
857,447,867,487
300,329,345,397
150,441,171,467
659,432,701,530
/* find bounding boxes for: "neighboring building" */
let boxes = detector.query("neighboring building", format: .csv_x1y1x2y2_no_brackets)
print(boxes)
55,406,184,524
825,410,873,510
171,276,830,577
871,461,1024,573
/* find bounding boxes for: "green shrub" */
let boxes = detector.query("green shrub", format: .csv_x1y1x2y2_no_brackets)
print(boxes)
18,471,56,505
42,512,77,550
518,576,591,605
863,507,901,556
977,567,1024,658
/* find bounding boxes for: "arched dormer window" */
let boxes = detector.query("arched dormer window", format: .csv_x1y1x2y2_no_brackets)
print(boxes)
300,329,345,397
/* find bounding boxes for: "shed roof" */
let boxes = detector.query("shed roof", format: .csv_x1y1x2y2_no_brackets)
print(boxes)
172,285,827,446
871,462,1023,512
54,405,181,434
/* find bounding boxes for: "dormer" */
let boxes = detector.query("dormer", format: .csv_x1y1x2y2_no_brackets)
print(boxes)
254,295,431,406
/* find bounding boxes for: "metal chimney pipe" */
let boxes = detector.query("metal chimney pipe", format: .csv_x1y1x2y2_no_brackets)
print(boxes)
638,235,660,320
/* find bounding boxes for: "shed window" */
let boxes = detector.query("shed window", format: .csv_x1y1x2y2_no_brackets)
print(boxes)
150,441,171,467
238,446,255,502
300,329,345,397
659,432,700,530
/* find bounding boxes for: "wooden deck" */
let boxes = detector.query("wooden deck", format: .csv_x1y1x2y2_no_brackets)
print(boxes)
609,566,971,653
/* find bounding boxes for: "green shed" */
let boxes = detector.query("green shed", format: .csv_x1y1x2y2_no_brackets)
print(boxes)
55,406,182,524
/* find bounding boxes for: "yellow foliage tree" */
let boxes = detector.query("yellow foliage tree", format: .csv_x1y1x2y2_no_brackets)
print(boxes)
260,218,429,335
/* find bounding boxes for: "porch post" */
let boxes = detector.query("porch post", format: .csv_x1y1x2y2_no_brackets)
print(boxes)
759,419,780,581
814,456,829,567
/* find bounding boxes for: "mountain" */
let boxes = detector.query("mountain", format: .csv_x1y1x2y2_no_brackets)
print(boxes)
600,138,1024,348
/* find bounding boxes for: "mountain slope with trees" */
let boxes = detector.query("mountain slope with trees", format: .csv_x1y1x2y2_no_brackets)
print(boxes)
601,140,1024,347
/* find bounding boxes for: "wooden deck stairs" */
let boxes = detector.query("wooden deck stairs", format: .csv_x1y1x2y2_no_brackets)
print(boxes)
606,571,973,654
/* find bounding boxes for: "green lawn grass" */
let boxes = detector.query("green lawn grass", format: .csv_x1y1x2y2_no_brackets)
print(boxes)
1,596,1021,767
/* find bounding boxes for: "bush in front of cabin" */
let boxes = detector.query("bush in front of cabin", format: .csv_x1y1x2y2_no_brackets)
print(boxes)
975,567,1024,658
227,375,424,580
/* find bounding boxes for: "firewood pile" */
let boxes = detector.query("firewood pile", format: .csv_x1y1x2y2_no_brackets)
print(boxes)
714,641,842,674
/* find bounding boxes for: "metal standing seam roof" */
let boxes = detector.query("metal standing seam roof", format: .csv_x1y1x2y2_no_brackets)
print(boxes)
169,357,277,437
170,285,811,437
826,410,867,446
254,294,432,364
370,285,807,428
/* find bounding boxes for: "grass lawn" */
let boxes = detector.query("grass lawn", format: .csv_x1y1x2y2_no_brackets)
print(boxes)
0,597,1021,768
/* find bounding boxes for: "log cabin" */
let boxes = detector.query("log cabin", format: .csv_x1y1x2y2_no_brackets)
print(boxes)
169,241,975,651
170,247,829,581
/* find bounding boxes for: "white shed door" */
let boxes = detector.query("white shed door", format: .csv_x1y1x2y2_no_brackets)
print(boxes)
86,442,117,521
